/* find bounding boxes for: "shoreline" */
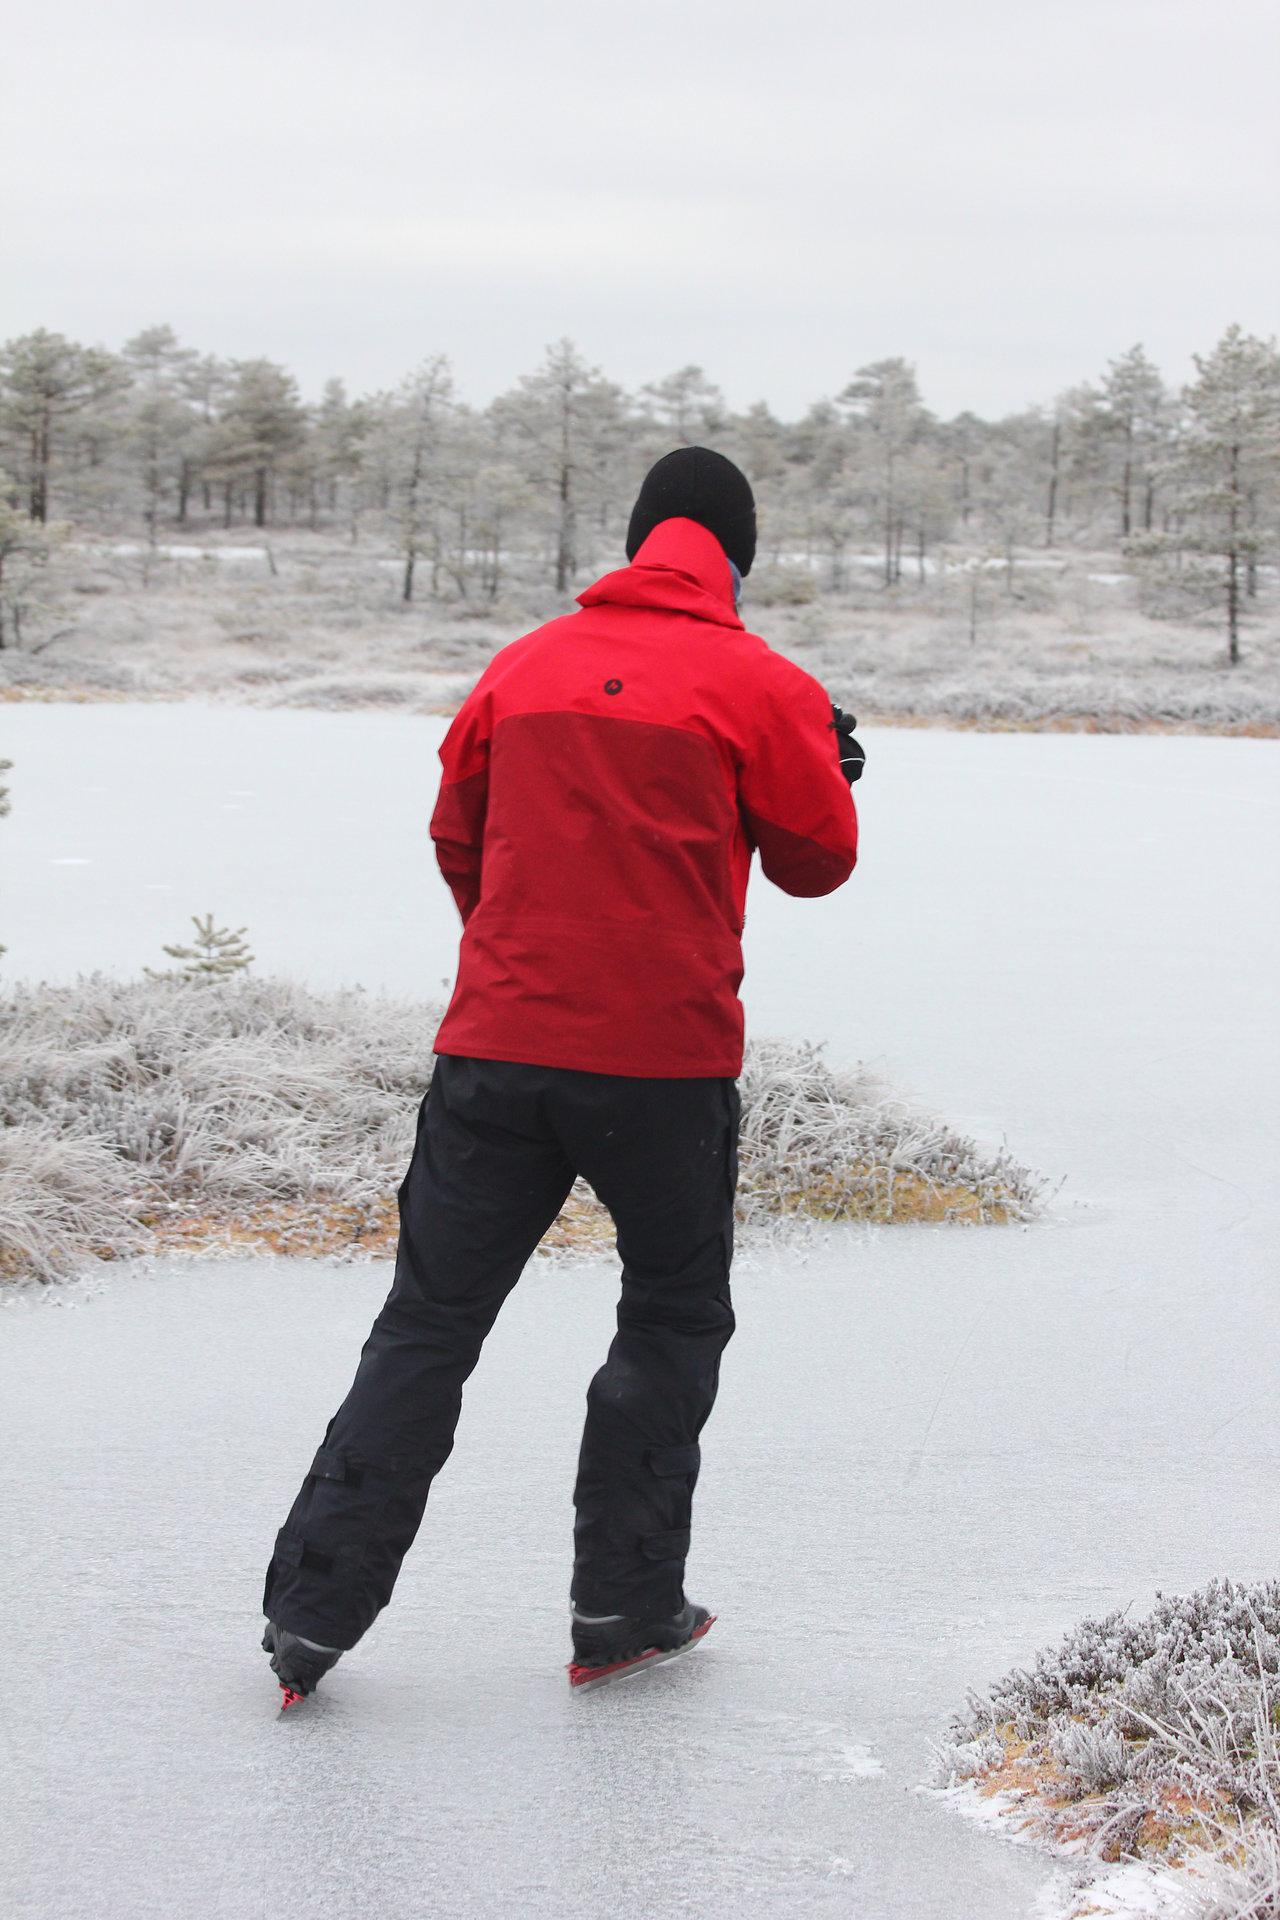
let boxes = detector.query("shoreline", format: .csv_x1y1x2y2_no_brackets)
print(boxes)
3,683,1276,738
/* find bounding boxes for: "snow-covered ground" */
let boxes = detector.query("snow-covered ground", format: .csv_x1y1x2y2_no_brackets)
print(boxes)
6,532,1277,730
2,705,1279,1918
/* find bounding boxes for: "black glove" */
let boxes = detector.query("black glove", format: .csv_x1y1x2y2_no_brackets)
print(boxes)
829,703,866,785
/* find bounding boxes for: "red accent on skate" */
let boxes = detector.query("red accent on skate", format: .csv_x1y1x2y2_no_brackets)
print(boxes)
278,1685,305,1710
567,1613,716,1689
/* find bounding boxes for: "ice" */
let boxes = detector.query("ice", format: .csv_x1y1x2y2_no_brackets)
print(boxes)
1,704,1278,1917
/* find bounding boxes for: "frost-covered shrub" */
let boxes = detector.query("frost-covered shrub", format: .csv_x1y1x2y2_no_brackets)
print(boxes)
1049,1715,1132,1794
738,1036,1043,1225
1166,1821,1280,1919
935,1578,1280,1909
945,1733,1006,1780
0,973,1044,1283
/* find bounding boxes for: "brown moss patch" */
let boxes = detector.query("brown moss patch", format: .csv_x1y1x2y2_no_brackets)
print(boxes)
48,1161,1032,1274
971,1719,1249,1873
130,1165,1027,1265
137,1184,618,1263
759,1165,1030,1225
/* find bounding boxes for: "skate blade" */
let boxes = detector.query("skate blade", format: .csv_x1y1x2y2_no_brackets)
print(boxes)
278,1685,306,1711
567,1614,716,1691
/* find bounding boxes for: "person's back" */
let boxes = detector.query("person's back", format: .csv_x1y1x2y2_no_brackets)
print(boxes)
432,512,858,1076
261,448,864,1704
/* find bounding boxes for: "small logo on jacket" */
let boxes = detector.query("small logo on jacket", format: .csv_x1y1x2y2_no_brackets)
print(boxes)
603,678,623,695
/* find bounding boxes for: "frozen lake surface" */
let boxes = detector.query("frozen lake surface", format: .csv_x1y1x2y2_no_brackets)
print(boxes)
2,704,1279,1918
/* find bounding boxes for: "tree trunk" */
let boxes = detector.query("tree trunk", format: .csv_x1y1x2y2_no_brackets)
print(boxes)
1245,486,1258,597
1045,421,1060,547
555,403,574,594
1226,444,1240,665
30,414,50,523
254,468,268,528
403,547,415,603
223,481,233,529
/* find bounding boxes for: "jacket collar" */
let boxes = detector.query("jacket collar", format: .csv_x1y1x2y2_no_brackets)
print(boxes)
576,517,744,629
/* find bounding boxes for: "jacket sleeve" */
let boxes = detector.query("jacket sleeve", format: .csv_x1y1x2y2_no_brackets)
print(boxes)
430,687,492,925
738,655,859,897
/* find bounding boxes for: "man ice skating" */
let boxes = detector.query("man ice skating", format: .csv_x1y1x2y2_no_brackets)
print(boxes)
262,446,862,1704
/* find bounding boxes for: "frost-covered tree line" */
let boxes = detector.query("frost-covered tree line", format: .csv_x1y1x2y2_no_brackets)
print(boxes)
1,323,1277,654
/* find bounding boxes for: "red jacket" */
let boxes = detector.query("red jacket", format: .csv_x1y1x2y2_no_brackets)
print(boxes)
430,517,858,1077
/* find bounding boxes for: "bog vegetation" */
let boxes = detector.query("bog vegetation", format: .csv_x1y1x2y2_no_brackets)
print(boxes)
0,973,1044,1285
935,1579,1280,1919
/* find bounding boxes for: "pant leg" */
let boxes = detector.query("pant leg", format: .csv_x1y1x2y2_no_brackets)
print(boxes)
262,1055,575,1649
551,1073,740,1619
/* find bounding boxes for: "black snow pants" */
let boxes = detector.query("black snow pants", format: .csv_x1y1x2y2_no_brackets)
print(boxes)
262,1053,739,1651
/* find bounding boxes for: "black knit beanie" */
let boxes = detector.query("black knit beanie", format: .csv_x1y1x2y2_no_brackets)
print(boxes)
625,446,757,577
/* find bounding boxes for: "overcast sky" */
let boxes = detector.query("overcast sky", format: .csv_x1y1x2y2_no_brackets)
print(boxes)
4,0,1277,420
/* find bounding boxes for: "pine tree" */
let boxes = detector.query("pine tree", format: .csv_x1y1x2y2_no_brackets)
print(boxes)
494,340,625,592
0,484,65,649
309,378,369,531
148,914,254,981
1099,345,1169,537
639,365,726,445
0,330,126,522
1175,326,1280,663
121,326,198,546
177,353,232,522
379,356,456,602
838,359,931,586
790,401,857,587
207,359,307,528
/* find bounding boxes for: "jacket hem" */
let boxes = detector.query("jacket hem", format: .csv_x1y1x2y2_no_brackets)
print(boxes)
431,1038,743,1080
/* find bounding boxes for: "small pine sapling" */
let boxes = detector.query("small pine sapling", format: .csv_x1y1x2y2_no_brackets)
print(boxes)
148,912,254,981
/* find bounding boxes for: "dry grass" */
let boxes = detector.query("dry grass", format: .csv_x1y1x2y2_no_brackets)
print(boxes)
0,973,1044,1285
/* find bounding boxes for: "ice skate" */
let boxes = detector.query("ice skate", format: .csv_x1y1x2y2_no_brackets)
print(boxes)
262,1620,343,1709
567,1600,716,1690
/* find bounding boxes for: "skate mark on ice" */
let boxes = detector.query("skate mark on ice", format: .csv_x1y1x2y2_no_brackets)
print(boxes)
903,1291,999,1484
723,1713,886,1784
